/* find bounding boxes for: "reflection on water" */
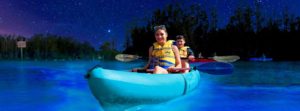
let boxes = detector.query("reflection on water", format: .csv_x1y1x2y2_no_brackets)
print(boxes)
207,61,300,86
127,84,300,111
0,61,300,111
0,61,102,111
0,60,144,111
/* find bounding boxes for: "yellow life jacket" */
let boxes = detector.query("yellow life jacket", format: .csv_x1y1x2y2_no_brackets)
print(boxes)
151,40,175,68
178,46,189,58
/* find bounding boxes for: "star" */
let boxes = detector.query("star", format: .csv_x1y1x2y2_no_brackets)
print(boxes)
107,29,111,33
257,0,262,3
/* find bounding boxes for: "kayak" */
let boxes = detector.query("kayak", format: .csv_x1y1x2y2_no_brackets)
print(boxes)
189,58,216,63
249,57,273,62
85,66,201,110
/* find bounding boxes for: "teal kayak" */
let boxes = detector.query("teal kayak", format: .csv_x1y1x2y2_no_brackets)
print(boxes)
85,66,201,110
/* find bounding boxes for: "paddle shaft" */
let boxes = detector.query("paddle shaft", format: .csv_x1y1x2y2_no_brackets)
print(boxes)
134,68,190,73
146,68,190,72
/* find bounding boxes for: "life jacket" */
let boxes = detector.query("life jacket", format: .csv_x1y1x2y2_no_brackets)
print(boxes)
151,40,175,68
178,46,190,58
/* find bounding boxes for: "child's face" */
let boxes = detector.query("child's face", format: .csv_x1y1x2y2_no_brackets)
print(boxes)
155,29,167,44
176,39,185,47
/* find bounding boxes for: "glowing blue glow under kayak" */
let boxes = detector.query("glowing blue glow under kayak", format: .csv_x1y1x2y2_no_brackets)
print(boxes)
249,57,273,61
86,66,201,110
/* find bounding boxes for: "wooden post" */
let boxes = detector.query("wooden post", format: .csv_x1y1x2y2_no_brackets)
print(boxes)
17,41,26,60
20,47,23,60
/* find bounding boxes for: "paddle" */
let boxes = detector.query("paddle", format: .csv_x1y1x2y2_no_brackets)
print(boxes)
115,54,141,62
135,62,234,75
212,55,240,63
144,68,191,73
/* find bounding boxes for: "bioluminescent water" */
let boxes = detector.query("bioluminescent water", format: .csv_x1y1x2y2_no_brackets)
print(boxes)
0,61,300,111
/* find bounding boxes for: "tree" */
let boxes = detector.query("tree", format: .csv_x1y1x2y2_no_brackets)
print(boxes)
99,41,119,60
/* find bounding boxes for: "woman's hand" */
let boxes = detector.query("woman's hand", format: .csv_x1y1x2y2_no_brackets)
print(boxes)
132,68,144,72
188,55,195,61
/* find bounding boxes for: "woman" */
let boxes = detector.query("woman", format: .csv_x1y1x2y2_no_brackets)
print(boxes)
175,35,195,73
133,25,181,74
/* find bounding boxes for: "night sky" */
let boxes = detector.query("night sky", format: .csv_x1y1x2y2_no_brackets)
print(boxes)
1,0,300,50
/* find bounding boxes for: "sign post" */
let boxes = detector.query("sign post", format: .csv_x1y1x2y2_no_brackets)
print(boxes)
17,41,26,60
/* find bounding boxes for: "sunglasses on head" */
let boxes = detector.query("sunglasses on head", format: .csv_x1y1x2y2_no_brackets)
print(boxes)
153,25,166,31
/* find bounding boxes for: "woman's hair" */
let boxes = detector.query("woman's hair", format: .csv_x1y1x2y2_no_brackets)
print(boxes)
153,25,167,33
176,35,185,40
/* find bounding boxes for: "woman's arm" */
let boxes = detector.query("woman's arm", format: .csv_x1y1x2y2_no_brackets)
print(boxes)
172,45,182,68
187,48,195,60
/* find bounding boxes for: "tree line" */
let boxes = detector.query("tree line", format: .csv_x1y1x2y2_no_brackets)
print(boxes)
0,34,118,60
123,2,300,61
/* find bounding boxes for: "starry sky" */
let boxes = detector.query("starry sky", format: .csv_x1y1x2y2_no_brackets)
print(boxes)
1,0,300,50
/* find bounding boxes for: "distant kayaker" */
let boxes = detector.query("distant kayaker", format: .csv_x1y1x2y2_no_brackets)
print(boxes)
132,25,182,74
175,35,195,73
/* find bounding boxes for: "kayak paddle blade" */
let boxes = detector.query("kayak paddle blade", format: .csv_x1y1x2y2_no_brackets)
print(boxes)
115,54,140,62
213,55,240,63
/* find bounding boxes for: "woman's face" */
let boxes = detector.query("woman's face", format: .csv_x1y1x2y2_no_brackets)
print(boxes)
155,29,167,44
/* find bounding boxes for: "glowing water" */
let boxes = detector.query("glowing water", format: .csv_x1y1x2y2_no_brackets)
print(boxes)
1,61,300,111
